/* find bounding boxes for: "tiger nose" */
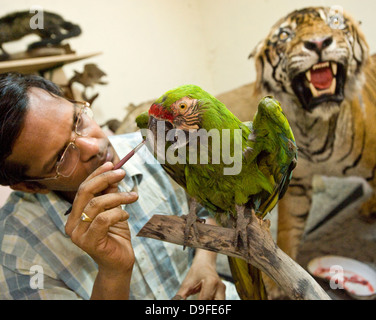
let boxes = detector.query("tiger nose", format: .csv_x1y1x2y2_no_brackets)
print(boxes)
304,36,333,53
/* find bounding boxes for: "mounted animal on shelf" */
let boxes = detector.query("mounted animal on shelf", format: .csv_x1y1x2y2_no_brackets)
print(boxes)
65,63,108,105
0,10,81,60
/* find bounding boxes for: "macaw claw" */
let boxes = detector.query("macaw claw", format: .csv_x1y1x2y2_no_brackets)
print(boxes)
234,204,251,259
182,197,205,249
183,214,205,249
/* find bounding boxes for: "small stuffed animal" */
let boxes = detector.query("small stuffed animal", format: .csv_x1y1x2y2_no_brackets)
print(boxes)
0,10,81,60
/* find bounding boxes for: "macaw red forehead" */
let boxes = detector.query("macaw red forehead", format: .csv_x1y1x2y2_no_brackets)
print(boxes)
149,103,174,122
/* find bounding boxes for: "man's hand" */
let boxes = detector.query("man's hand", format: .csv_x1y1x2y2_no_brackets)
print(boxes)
176,248,226,300
176,217,226,300
65,162,138,299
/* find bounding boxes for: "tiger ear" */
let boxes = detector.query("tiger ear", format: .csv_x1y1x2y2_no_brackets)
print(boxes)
354,28,369,64
344,12,369,65
248,40,263,60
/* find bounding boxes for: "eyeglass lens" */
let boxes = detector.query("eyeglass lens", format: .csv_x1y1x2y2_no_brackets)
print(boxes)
75,106,92,136
57,143,80,177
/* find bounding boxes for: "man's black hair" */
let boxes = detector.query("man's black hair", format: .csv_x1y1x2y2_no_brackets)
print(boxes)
0,72,63,185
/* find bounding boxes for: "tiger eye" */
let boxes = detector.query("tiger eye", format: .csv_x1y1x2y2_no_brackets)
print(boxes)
279,31,289,41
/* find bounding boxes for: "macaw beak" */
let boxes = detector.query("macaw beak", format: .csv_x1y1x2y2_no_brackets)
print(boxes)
148,115,174,132
148,115,190,150
148,115,175,147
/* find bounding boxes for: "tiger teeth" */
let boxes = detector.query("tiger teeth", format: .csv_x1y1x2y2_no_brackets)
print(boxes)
309,77,336,97
331,62,337,76
329,77,336,94
306,62,336,81
306,70,311,81
306,61,338,97
312,61,330,70
309,82,319,97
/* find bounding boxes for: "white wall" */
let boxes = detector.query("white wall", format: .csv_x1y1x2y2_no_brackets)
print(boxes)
1,0,376,125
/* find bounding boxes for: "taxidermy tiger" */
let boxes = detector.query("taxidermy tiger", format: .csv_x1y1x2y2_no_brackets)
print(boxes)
227,6,376,265
0,10,81,60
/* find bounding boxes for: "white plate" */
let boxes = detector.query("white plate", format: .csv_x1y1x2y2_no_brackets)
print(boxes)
307,255,376,299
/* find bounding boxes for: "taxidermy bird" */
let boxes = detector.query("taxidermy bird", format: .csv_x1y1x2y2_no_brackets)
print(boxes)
136,85,297,300
68,63,107,105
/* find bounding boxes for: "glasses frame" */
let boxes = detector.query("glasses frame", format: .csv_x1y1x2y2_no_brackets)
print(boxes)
24,100,92,182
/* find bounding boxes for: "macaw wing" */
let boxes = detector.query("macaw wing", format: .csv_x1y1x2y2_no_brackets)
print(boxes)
256,152,297,217
161,163,187,191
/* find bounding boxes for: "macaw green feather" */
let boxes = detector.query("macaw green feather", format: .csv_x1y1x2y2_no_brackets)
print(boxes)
140,85,297,300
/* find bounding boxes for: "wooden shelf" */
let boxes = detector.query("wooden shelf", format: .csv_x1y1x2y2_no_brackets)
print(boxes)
0,51,102,74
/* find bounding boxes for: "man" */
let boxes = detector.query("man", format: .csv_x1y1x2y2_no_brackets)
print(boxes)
0,73,237,299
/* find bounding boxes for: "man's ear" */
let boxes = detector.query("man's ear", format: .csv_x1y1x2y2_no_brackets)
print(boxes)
10,182,49,194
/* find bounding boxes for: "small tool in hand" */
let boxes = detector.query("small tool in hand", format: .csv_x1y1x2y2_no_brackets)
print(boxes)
113,139,146,170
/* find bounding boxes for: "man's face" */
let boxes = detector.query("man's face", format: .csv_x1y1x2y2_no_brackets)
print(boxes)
8,87,119,192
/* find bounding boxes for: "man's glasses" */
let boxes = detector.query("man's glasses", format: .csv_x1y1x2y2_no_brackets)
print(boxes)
25,101,93,182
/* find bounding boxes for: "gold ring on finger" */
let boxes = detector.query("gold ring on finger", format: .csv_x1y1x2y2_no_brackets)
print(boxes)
80,212,93,222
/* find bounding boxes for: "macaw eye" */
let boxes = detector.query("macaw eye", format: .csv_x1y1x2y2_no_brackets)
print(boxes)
179,103,187,110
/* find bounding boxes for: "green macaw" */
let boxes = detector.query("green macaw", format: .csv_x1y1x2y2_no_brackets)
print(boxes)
136,85,297,300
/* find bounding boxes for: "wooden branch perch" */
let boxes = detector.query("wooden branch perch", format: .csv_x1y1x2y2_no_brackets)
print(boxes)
137,212,331,300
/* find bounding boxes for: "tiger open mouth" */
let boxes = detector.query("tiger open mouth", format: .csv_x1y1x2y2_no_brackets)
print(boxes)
291,61,346,111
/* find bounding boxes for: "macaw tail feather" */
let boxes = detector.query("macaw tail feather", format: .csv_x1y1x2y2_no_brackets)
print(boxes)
228,256,268,300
